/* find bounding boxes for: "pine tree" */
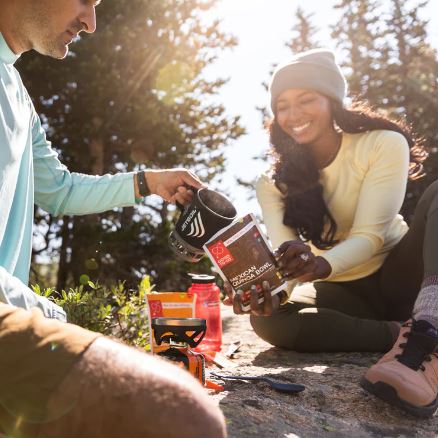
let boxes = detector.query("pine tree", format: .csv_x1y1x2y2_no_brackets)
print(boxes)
258,7,321,127
382,0,438,217
20,0,244,290
383,0,438,146
332,0,438,221
383,1,433,117
331,0,388,102
387,0,438,217
286,7,320,54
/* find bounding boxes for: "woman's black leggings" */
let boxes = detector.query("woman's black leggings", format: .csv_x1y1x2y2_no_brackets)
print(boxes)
250,180,438,352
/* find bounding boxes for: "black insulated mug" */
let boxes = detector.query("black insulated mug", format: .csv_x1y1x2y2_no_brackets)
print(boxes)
169,188,237,263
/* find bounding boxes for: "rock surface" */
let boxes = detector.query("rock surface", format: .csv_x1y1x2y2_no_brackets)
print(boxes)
210,305,438,437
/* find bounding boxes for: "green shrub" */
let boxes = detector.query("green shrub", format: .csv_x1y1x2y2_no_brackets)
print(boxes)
32,276,153,350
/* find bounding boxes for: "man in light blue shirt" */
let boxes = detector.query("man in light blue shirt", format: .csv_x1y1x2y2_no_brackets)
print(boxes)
0,1,226,437
0,1,204,322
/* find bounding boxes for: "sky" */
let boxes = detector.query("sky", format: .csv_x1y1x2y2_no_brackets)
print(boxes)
203,0,438,217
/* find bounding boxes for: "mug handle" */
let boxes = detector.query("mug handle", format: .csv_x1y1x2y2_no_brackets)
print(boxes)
176,201,185,213
176,184,199,212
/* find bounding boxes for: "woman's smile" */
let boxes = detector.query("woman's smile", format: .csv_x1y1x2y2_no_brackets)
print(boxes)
292,122,311,134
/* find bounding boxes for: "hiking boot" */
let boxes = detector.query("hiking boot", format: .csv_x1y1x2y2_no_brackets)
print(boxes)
361,319,438,418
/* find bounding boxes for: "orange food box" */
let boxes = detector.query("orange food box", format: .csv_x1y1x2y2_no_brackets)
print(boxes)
146,292,197,354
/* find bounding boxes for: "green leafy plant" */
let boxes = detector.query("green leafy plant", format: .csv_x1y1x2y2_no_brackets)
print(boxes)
32,276,154,350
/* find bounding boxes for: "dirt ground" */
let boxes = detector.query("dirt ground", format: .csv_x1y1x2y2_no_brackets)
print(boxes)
209,305,438,438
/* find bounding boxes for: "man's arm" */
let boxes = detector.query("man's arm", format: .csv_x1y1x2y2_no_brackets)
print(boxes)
0,266,66,321
32,109,205,215
31,109,137,216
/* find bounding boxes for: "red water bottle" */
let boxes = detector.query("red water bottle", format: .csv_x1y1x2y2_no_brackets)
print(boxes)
188,274,222,352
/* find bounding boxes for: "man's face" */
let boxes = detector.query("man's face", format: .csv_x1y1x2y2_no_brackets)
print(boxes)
26,0,100,59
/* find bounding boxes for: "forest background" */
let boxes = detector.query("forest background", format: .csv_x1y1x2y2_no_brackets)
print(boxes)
22,0,438,306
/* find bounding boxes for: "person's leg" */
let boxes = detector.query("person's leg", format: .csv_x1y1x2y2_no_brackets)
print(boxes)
412,181,438,327
34,337,226,438
0,302,100,432
250,278,395,352
379,179,438,321
363,180,438,417
0,304,226,438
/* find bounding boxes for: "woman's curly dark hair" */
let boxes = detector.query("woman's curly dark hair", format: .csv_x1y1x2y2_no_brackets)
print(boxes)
270,100,428,250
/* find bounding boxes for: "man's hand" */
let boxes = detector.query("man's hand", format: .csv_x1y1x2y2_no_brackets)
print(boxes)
136,169,206,205
275,240,332,282
223,281,280,316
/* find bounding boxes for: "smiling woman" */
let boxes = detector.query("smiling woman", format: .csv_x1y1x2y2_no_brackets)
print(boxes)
275,89,341,169
228,46,438,418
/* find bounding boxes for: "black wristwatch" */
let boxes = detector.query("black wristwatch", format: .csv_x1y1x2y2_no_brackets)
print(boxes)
136,171,150,197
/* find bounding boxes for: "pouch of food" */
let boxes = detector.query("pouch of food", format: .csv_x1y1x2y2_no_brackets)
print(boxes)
146,292,197,353
203,213,285,311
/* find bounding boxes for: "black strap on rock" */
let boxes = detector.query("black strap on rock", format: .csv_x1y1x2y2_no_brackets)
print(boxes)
136,171,150,197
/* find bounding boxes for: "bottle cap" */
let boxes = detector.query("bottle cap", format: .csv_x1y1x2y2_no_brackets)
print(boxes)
188,273,216,284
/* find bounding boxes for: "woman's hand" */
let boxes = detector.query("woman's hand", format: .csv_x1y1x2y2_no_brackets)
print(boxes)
223,281,280,316
275,240,332,282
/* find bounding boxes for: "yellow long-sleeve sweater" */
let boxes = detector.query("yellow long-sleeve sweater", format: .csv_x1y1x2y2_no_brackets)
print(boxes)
256,130,410,296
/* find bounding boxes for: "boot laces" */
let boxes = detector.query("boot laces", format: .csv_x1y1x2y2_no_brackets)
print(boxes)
396,321,412,349
395,321,438,371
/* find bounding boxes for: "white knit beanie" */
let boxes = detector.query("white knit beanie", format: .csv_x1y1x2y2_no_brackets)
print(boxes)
269,48,347,113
